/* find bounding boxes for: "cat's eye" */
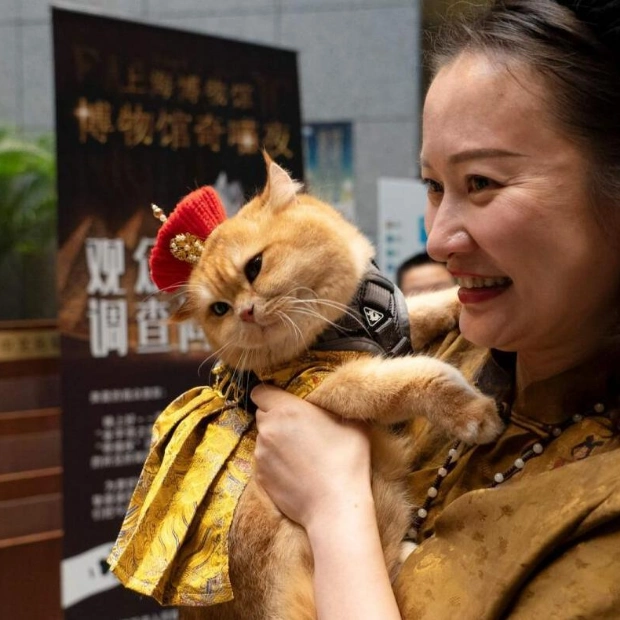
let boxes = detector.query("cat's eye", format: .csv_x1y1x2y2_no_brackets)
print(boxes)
210,301,230,316
244,253,263,284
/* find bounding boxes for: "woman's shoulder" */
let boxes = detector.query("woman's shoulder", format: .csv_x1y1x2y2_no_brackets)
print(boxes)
395,447,620,619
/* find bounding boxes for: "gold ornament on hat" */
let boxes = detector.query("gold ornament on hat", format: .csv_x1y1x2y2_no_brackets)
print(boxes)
151,203,205,265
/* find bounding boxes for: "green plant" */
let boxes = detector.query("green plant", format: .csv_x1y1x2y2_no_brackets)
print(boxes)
0,128,57,258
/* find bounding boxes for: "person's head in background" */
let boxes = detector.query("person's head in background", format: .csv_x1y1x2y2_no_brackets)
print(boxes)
396,251,455,296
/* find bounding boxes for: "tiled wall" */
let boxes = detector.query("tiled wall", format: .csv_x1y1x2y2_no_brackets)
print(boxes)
0,0,422,241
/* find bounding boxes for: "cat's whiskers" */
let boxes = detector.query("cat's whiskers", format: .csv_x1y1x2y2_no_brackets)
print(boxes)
242,349,260,401
224,350,245,402
283,295,370,334
275,310,307,353
278,287,360,320
283,297,368,333
200,339,237,381
286,306,349,334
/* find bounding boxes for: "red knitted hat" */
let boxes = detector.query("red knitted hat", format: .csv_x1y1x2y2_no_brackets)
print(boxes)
149,186,227,291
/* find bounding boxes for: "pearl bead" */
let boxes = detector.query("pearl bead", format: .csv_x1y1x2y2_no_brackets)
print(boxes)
572,414,583,423
552,427,562,437
514,458,525,469
594,403,605,413
417,508,428,518
533,443,544,454
438,467,448,477
448,448,458,458
494,473,505,483
427,487,438,498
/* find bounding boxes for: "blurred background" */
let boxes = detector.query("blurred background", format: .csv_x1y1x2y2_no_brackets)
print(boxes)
0,0,485,322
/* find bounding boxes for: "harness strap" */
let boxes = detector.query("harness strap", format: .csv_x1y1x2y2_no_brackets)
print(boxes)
314,262,413,358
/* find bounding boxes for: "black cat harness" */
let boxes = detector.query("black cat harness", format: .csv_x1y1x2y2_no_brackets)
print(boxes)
314,261,413,358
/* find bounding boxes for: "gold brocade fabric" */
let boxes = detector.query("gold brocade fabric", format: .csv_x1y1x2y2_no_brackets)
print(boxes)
395,332,620,619
108,350,366,607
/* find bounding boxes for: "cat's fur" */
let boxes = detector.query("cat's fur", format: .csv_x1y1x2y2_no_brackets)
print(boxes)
174,158,501,620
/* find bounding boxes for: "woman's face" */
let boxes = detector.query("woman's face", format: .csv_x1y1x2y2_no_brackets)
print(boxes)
421,53,620,365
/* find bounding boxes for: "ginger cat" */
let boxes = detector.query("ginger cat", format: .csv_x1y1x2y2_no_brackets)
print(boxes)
169,159,501,619
114,158,501,620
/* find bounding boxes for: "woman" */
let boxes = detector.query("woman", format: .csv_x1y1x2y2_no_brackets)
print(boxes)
252,0,620,617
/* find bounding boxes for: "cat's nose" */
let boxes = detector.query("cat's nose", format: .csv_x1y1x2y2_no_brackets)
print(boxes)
240,305,255,322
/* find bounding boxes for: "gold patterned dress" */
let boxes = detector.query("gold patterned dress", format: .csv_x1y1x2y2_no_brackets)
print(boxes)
395,331,620,618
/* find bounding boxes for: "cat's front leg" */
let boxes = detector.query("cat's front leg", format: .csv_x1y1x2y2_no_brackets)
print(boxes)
406,287,460,350
306,356,502,444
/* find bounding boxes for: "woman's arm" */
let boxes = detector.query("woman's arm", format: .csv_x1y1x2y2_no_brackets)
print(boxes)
252,385,401,620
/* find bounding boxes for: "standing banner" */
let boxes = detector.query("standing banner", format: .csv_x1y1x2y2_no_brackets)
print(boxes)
53,8,303,618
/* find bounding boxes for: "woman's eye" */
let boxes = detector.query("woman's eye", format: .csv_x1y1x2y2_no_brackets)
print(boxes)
468,175,495,192
244,253,263,284
422,178,443,194
211,301,230,316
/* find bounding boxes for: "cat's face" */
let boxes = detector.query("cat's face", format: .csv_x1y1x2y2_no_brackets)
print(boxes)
177,160,374,371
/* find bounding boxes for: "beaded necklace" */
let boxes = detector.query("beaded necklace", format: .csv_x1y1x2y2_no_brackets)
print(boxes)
407,401,608,543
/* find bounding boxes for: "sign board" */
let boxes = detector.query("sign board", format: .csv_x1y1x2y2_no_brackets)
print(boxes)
376,177,428,283
53,8,303,618
302,122,354,221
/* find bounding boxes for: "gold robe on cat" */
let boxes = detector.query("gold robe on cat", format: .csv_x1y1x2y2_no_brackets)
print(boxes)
108,350,368,606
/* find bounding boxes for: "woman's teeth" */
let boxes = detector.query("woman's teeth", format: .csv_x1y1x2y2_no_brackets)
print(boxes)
456,276,512,289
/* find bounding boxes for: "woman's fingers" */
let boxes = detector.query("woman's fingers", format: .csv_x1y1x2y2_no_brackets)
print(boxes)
252,383,297,412
250,385,372,529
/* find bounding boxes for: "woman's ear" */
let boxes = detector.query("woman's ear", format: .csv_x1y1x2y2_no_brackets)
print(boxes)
260,151,303,211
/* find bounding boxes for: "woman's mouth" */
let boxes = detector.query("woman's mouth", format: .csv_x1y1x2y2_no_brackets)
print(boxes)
455,276,512,304
455,276,512,289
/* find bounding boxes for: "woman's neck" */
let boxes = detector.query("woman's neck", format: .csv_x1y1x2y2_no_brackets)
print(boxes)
515,331,616,391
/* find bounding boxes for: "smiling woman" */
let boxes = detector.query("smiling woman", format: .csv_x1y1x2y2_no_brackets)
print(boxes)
250,1,620,618
421,53,620,383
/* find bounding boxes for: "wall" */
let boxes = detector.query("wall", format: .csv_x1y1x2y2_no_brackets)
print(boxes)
0,0,422,242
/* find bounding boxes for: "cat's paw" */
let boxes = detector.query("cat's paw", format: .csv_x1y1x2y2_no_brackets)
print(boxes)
450,392,503,444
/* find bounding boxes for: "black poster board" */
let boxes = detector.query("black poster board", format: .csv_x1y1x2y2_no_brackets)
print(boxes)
53,8,303,618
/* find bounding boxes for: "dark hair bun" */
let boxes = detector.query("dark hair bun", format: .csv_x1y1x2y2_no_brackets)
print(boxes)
556,0,620,53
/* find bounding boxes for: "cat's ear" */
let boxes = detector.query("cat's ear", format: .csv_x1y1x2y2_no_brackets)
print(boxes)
261,151,303,210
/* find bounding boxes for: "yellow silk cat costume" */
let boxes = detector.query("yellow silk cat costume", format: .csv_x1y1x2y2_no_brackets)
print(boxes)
108,349,367,606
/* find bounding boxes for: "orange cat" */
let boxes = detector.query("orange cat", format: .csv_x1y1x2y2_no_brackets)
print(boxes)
111,158,501,620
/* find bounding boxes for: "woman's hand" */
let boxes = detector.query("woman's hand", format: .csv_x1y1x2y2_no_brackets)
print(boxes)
252,384,372,533
252,384,402,619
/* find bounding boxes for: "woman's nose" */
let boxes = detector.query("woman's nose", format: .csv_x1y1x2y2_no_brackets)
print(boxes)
425,200,474,262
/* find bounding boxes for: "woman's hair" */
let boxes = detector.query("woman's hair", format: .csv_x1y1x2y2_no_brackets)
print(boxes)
428,0,620,232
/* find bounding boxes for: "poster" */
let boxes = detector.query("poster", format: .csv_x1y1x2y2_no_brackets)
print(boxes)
53,8,303,618
302,122,354,221
376,177,428,283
